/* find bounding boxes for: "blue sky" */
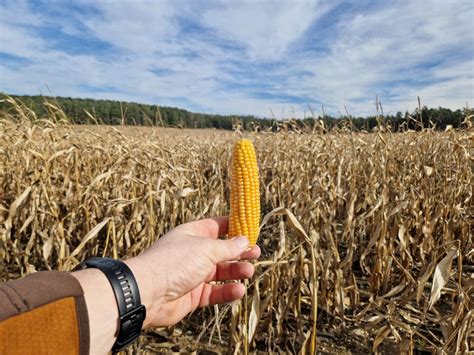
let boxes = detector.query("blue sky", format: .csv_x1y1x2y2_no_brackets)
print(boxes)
0,0,472,117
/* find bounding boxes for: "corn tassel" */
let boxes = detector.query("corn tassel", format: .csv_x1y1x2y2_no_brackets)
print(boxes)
228,139,260,245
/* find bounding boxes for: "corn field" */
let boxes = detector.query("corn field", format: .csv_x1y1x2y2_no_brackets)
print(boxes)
0,100,473,353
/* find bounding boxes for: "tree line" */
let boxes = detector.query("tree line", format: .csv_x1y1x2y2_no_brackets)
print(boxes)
1,94,470,131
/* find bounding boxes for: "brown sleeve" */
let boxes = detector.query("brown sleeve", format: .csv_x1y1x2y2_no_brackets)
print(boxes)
0,271,89,355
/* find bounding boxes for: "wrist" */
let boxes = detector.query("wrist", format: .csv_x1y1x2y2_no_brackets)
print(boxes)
73,257,156,353
72,268,119,354
124,256,166,328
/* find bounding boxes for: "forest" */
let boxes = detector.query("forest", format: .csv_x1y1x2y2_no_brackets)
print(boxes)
0,93,469,131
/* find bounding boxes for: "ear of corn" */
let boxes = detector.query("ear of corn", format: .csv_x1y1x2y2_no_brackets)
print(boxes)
228,139,260,246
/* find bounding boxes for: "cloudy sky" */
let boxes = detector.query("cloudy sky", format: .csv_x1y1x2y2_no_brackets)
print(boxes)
0,0,473,117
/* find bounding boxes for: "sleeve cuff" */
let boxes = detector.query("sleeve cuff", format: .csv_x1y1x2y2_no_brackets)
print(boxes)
0,271,89,354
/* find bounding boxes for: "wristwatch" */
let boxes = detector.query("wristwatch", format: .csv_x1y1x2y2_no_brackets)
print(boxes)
73,257,147,352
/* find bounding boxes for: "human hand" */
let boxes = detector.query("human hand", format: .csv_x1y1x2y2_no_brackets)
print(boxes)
73,216,260,354
126,216,261,327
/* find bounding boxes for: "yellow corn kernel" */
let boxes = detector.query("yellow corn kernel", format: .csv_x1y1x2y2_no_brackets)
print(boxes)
228,139,260,246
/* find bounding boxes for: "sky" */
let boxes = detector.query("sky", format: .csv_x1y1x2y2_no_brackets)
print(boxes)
0,0,473,118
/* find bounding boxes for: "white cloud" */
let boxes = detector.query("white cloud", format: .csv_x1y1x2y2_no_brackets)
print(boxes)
0,23,44,58
0,0,472,117
201,0,326,60
0,0,43,27
0,0,48,59
387,61,473,112
276,0,474,115
81,0,180,54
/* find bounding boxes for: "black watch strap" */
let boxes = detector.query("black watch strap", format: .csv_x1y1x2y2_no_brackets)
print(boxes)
74,257,146,352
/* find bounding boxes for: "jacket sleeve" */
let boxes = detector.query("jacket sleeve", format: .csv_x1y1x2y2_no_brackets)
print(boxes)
0,271,89,355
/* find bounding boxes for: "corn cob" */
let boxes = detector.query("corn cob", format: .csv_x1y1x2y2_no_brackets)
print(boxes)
228,139,260,246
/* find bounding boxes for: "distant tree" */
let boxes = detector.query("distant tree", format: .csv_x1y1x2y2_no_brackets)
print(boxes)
0,93,469,132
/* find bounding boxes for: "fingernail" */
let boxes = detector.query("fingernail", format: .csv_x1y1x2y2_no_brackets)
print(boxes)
233,236,249,250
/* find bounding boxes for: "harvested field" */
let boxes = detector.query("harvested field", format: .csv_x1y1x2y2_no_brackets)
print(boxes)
1,108,473,353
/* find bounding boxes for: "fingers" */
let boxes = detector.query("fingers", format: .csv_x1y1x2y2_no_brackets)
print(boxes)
199,283,245,307
240,245,261,260
207,238,261,264
207,261,254,282
183,216,229,239
210,236,249,262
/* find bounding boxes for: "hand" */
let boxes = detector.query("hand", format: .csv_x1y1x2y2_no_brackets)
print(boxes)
73,216,260,354
126,216,261,327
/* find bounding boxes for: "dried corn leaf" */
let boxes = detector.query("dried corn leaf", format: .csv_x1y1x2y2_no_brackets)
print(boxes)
70,218,111,258
428,248,458,310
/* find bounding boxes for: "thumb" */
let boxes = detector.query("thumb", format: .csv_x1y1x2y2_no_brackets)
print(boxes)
210,236,249,262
